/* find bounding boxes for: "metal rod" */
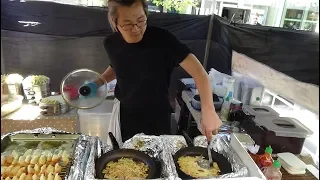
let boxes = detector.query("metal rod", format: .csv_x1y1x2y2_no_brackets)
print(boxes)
203,0,216,70
1,36,5,74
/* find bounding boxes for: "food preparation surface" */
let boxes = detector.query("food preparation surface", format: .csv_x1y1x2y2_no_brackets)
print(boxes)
281,168,317,180
1,104,78,135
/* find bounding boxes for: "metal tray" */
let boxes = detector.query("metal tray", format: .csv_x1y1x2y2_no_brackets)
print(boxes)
1,133,80,179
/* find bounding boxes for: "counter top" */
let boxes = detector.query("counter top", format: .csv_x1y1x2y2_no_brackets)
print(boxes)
1,104,79,135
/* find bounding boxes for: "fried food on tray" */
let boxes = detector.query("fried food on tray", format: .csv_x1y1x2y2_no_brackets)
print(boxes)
102,158,149,180
177,156,220,178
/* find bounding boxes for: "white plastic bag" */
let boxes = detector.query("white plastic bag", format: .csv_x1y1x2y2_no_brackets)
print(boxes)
107,98,123,147
208,68,232,97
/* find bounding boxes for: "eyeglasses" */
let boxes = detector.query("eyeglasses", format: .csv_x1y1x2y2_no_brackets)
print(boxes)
118,20,147,31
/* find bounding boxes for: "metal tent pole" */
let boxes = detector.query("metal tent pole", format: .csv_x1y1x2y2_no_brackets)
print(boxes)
1,36,5,74
203,0,216,70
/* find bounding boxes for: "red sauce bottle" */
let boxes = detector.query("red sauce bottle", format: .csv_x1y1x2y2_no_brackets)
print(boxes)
259,146,274,169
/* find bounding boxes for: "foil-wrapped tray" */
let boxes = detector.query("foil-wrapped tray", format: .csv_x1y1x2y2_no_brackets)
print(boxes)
1,128,80,180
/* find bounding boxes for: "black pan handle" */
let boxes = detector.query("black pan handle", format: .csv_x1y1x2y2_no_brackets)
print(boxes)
108,132,119,150
181,131,194,147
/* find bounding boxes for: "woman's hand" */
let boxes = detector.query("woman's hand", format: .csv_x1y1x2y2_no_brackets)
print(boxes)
201,107,222,141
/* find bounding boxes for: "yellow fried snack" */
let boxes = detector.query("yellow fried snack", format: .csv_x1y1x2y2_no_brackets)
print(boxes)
102,158,149,180
177,156,220,178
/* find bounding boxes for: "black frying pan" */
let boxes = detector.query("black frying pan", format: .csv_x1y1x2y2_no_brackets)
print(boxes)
95,132,158,179
173,131,232,179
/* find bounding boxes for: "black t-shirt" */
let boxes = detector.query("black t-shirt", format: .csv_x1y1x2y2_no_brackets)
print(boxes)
104,26,191,109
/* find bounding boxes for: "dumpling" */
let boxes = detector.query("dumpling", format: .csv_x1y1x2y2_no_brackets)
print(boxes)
24,155,31,165
46,164,54,175
34,164,40,175
61,151,69,166
4,177,11,180
30,155,40,165
54,164,61,174
5,155,13,165
40,165,47,175
1,155,6,165
46,152,53,163
31,174,39,180
12,156,19,165
33,150,41,156
12,151,19,160
18,173,26,180
27,165,35,174
38,155,46,166
25,174,32,180
51,155,60,164
1,166,7,175
3,165,13,177
39,174,46,180
18,156,27,166
47,173,54,180
23,149,33,157
10,165,21,177
11,177,18,180
16,167,26,177
53,174,61,180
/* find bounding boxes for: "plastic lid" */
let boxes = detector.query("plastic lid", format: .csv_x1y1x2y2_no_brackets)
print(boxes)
225,97,230,102
273,160,281,168
265,146,273,154
60,69,108,109
256,97,260,101
277,152,306,170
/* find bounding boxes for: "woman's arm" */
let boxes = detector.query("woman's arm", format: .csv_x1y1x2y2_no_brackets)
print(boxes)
94,65,116,87
180,54,222,140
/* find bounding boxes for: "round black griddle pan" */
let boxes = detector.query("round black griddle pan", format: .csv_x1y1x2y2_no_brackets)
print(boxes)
173,131,232,179
95,132,158,179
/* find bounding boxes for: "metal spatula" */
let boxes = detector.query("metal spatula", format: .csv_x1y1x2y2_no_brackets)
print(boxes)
197,139,213,169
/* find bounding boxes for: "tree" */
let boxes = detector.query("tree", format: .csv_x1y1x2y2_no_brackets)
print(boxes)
148,0,200,13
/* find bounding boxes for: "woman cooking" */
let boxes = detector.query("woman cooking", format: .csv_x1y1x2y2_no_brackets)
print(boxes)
85,0,222,142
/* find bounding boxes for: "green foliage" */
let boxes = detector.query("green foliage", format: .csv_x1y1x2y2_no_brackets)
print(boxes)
148,0,199,13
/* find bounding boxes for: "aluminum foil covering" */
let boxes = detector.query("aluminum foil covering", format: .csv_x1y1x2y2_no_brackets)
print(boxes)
120,133,169,179
1,127,75,140
81,136,112,180
193,135,249,178
1,127,83,180
160,135,188,179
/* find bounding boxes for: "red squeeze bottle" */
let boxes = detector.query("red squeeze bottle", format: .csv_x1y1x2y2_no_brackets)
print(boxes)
259,146,273,169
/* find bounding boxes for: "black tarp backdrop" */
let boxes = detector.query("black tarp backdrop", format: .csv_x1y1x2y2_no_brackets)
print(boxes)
1,0,232,106
1,0,318,102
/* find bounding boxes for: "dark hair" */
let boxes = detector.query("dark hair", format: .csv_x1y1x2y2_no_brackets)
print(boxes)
108,0,148,32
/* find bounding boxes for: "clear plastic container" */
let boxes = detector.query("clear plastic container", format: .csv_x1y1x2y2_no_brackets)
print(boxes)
220,93,232,121
78,100,114,143
263,160,282,180
240,77,263,105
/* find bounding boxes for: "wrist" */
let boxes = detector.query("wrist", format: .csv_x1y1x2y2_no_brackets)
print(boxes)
201,104,216,112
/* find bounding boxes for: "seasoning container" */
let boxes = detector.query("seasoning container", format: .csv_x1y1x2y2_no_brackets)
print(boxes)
263,160,282,180
259,146,274,169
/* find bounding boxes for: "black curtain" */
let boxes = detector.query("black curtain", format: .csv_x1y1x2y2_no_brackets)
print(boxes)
1,0,233,105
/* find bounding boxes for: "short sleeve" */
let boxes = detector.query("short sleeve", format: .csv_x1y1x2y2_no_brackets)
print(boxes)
163,29,192,67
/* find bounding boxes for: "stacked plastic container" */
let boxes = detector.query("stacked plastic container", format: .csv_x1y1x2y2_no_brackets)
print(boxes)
77,100,114,143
